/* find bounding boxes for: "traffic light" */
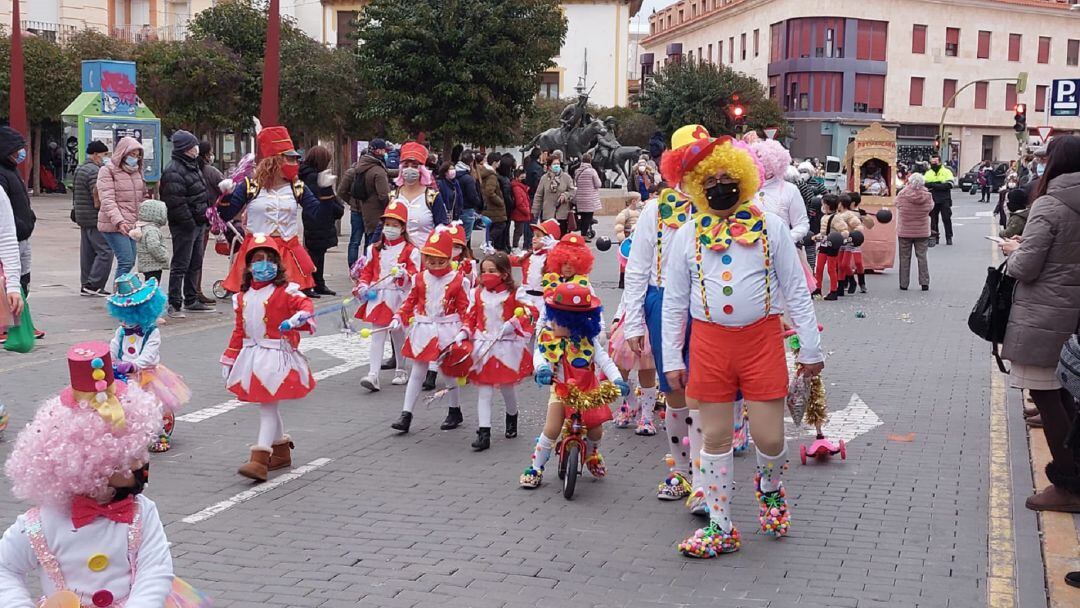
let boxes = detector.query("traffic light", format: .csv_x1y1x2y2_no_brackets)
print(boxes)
728,94,746,127
1013,103,1027,133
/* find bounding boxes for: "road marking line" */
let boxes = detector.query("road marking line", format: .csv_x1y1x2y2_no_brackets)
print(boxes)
987,220,1017,608
177,332,374,424
812,393,883,442
180,458,333,524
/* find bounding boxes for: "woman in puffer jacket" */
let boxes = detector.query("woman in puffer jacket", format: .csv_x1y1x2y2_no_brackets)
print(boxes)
97,137,146,277
612,193,643,288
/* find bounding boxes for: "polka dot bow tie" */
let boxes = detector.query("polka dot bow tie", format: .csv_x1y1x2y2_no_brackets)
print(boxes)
537,328,594,368
657,188,692,229
696,201,766,252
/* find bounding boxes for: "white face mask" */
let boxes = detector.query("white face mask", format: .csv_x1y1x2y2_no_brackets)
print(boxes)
452,245,464,258
382,226,402,240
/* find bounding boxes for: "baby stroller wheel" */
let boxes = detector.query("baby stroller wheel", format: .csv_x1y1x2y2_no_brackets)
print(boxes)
212,280,227,299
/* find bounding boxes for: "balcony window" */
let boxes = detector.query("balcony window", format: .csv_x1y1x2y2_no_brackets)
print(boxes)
854,74,885,113
856,20,887,61
945,28,959,57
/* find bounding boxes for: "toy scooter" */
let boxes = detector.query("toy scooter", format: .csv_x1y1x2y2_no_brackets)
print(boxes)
783,326,845,465
800,434,846,464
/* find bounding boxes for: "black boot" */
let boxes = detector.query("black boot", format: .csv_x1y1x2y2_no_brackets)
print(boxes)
391,411,413,433
440,407,463,430
858,273,867,293
836,283,845,297
505,413,518,438
471,427,491,451
824,290,838,301
846,276,857,294
381,355,396,370
810,288,821,297
422,370,438,391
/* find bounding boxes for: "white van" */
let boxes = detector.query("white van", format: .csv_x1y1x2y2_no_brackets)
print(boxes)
823,156,843,194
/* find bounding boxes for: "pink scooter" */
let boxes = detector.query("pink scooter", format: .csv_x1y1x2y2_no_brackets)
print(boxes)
800,434,846,465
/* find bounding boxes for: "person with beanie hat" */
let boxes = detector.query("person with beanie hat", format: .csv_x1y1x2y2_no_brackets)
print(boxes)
160,130,211,317
72,140,114,296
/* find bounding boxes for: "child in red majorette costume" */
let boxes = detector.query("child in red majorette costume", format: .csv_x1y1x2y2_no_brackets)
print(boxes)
388,229,471,434
0,342,209,607
459,252,537,451
447,221,476,288
519,279,629,489
221,235,316,483
354,201,420,392
510,219,561,310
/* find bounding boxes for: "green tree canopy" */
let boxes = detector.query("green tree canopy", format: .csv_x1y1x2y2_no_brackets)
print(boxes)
636,60,789,140
354,0,567,154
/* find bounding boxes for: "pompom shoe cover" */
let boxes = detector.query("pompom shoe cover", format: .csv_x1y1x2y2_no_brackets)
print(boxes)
585,452,607,478
755,473,791,537
657,470,692,500
519,466,543,488
678,522,741,558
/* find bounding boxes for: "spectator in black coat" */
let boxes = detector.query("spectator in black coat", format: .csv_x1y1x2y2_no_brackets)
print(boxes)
160,129,211,316
0,126,34,295
455,150,483,245
299,144,345,297
524,148,543,200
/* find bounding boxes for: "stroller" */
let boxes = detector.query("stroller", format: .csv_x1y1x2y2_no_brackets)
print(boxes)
206,152,254,299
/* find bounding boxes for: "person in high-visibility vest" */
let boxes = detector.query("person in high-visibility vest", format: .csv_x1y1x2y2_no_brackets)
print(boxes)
923,155,955,246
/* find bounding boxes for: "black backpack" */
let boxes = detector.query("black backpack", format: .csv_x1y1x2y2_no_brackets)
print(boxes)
968,261,1016,373
351,168,370,202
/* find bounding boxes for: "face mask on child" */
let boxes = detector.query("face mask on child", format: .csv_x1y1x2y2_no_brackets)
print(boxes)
251,260,278,282
480,273,505,291
382,226,402,240
452,245,464,258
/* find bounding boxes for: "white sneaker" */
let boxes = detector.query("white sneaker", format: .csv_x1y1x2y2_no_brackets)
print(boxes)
391,369,408,385
360,374,380,392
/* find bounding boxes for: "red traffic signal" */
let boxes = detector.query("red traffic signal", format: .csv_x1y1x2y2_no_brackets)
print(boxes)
731,105,745,118
1013,103,1027,133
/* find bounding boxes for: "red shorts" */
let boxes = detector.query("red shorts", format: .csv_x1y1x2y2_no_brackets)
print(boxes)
686,315,788,403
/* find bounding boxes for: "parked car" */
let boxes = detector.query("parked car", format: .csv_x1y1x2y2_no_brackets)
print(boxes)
959,161,1009,192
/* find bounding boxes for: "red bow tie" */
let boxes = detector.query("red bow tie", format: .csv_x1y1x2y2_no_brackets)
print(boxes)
71,496,136,529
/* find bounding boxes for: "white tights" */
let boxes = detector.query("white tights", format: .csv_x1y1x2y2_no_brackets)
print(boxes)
368,325,405,377
402,359,459,413
257,401,285,447
476,385,519,428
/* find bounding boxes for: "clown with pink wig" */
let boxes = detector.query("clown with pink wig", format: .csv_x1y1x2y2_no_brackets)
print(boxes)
749,138,810,243
659,127,825,558
0,342,208,607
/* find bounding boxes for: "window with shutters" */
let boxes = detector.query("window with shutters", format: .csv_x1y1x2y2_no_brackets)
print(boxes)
770,23,783,61
1036,85,1048,112
741,33,747,60
912,24,926,54
977,31,991,59
1038,36,1050,63
943,79,957,108
1009,34,1021,62
730,36,734,63
754,29,760,57
708,43,713,63
909,77,924,106
336,11,359,48
946,28,959,57
1005,83,1017,110
974,81,988,109
856,20,887,61
719,40,724,64
1068,39,1079,66
854,74,885,113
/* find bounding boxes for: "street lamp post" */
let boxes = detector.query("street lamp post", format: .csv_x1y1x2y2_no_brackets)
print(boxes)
937,73,1027,164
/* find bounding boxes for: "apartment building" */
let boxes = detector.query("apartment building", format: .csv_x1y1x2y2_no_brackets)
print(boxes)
642,0,1080,170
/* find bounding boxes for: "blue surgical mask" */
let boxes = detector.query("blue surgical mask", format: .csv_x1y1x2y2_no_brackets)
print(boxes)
124,156,139,168
552,165,562,175
15,149,26,164
251,260,278,282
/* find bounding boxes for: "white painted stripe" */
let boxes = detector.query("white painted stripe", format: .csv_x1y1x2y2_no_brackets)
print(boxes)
180,458,333,524
179,332,377,424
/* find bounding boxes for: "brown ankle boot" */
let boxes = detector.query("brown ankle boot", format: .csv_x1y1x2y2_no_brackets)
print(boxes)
237,446,272,482
1025,485,1080,512
268,436,294,471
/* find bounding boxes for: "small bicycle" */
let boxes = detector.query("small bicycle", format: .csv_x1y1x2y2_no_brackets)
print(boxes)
556,409,589,500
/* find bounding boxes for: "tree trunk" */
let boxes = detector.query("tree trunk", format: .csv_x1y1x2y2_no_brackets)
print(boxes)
441,134,453,164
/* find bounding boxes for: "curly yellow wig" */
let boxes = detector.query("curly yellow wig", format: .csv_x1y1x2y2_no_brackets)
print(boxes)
681,139,765,210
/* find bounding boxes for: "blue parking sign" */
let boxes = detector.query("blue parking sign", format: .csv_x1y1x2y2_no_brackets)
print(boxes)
1051,79,1080,117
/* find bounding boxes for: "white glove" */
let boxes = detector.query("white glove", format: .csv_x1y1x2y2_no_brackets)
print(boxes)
454,329,469,344
499,320,519,338
221,365,232,382
285,311,307,328
317,169,337,188
388,318,403,332
218,178,236,195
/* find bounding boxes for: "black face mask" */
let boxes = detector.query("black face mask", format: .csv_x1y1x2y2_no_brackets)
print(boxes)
930,163,941,171
112,463,150,502
705,182,741,211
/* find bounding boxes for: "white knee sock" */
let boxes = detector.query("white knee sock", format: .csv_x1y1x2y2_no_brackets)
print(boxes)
585,436,602,457
755,445,788,493
700,449,735,532
368,327,388,377
500,385,519,415
257,402,283,447
443,373,460,408
665,406,690,474
402,360,428,413
477,385,494,428
687,408,704,483
531,433,555,471
639,386,657,423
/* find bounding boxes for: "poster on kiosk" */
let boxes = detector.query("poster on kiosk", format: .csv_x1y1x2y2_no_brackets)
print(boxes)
61,60,162,185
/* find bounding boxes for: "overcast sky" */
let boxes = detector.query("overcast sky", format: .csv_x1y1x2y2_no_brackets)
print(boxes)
632,0,678,32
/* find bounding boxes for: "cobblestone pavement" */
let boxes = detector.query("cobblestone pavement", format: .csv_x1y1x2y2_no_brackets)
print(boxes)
0,192,1045,607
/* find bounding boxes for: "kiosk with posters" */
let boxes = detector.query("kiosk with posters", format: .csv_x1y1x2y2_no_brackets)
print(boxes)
61,60,162,185
841,122,897,270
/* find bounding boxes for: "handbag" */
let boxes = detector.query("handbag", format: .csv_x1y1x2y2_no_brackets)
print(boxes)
1058,334,1080,400
967,261,1015,373
3,287,36,354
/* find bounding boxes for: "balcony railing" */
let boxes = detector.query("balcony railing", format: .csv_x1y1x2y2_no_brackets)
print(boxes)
22,20,77,44
111,23,189,43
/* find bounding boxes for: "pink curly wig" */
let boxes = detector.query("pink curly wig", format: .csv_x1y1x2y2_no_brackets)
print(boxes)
750,139,792,181
544,237,594,276
5,385,162,506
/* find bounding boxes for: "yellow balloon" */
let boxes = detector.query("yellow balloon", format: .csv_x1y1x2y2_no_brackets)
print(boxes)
514,307,525,317
360,328,372,338
456,377,467,386
390,266,400,275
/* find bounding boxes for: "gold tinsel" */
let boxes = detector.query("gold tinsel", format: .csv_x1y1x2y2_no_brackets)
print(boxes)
802,370,828,428
561,381,622,413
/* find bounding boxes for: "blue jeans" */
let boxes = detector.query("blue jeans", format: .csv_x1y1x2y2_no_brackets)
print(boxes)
102,231,137,278
460,208,478,246
347,210,365,269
